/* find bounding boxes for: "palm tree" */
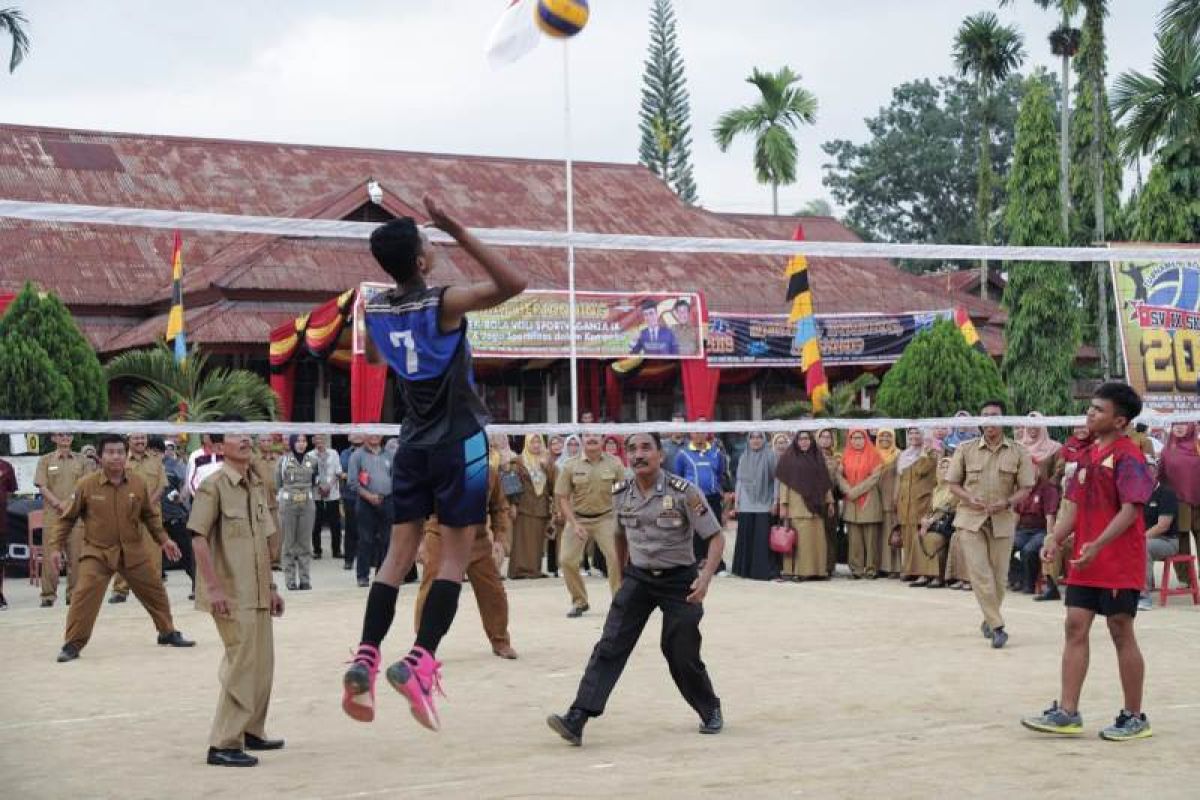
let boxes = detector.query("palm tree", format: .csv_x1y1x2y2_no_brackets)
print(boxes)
1160,0,1200,49
105,342,279,421
952,12,1026,298
1112,33,1200,159
0,7,29,72
713,67,818,215
767,373,880,420
1001,0,1081,237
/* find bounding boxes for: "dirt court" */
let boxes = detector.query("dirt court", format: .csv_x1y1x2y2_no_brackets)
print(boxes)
2,545,1198,800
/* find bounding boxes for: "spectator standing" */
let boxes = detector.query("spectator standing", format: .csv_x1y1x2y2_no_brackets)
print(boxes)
276,435,318,591
730,432,777,581
775,431,835,581
661,413,687,476
838,429,885,579
340,434,363,571
673,426,731,573
110,432,168,604
875,429,902,577
348,434,392,588
509,434,557,579
34,433,87,607
155,436,195,599
896,429,939,587
311,434,344,561
817,429,842,576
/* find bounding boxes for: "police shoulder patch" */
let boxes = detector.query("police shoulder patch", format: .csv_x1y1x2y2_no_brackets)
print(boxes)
611,480,629,495
667,475,690,494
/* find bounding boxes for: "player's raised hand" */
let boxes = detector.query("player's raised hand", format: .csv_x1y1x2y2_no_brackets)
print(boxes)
423,196,462,236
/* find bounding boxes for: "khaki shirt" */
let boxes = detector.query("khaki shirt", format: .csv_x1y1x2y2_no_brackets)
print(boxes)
554,453,625,516
34,450,87,523
947,437,1036,538
125,451,167,499
837,468,883,524
187,464,277,612
895,452,938,526
251,453,280,513
53,471,167,568
615,471,722,569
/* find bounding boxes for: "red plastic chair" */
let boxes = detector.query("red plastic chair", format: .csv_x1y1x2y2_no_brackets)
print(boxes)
1159,555,1200,607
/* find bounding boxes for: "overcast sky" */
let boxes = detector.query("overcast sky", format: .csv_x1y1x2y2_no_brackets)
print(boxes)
2,0,1163,216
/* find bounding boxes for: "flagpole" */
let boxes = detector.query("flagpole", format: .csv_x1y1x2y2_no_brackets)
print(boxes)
564,40,579,426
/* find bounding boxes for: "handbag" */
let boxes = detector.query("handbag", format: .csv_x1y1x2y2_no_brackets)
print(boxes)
500,468,524,499
919,511,955,558
769,524,797,554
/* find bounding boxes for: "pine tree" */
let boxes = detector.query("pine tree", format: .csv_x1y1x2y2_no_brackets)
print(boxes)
0,283,108,420
876,320,1007,418
1002,77,1080,416
0,336,76,420
638,0,698,205
1133,140,1200,242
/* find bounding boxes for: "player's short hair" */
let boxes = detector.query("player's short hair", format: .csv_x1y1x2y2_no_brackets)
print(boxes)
1094,381,1143,425
625,431,662,451
981,399,1007,414
674,298,690,310
370,217,424,284
96,433,127,454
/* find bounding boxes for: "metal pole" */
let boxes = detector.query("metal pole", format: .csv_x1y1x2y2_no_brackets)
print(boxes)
564,41,579,425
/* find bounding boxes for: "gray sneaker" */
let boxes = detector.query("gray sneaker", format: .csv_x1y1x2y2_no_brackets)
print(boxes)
1137,595,1153,611
1021,701,1083,735
1099,710,1152,741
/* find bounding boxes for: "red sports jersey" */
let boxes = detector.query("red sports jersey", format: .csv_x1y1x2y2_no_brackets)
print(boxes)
1064,436,1154,590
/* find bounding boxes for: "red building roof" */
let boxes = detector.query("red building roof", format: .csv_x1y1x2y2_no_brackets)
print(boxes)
0,124,1008,355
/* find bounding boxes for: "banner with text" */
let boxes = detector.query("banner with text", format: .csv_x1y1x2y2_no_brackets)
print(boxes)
1112,256,1200,412
358,285,704,359
705,310,953,367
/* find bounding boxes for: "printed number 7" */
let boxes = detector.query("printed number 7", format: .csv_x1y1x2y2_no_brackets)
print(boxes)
389,331,419,374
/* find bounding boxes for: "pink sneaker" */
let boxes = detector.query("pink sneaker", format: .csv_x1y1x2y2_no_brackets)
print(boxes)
386,646,444,731
342,644,380,723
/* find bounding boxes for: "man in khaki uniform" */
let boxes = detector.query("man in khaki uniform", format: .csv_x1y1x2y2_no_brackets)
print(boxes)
947,401,1035,649
34,433,87,607
110,433,169,604
415,462,517,659
555,433,625,618
189,419,285,768
53,434,194,662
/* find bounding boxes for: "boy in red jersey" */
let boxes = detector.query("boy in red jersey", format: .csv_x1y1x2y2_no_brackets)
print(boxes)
1022,382,1155,741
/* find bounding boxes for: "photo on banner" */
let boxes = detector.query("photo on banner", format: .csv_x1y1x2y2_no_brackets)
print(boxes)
1111,254,1200,412
357,285,704,359
705,310,954,367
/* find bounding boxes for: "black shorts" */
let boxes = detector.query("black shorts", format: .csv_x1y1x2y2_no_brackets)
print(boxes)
391,430,489,528
1064,585,1140,618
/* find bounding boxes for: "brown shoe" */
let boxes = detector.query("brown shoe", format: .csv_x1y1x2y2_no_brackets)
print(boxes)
492,645,518,660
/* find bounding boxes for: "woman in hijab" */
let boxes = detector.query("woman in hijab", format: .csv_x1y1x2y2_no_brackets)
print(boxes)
557,435,581,468
277,433,319,590
776,431,836,580
874,429,903,577
1161,423,1200,584
771,432,791,456
543,435,567,577
1019,412,1062,467
729,432,779,580
896,428,940,586
917,456,959,588
838,429,884,579
816,428,842,575
508,434,557,579
943,410,980,453
547,434,565,464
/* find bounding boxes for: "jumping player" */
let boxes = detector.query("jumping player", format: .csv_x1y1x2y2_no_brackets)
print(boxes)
341,196,526,730
1021,382,1155,741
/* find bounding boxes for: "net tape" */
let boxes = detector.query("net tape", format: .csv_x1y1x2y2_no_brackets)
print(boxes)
2,199,1200,262
2,414,1198,438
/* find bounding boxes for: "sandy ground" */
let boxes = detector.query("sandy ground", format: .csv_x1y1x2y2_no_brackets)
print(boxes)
2,539,1198,800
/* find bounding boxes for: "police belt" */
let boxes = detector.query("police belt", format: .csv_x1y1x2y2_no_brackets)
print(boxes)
284,490,311,503
575,510,613,519
631,563,695,578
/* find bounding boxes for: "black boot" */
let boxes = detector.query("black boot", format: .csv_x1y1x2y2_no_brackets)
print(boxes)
547,709,588,746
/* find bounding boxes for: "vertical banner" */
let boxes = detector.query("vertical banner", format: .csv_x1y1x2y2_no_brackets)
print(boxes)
1111,255,1200,412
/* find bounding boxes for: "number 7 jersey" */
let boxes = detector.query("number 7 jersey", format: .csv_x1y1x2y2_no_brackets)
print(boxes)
364,286,490,448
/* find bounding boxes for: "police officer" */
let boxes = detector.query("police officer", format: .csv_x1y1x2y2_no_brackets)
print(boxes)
547,432,725,746
555,433,626,617
189,415,285,767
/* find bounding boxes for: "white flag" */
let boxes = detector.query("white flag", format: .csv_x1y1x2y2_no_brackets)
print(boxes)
485,0,540,68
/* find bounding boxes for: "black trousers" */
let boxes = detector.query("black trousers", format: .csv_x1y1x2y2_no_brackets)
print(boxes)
164,517,195,589
312,499,343,558
355,498,390,582
571,564,720,720
694,493,727,572
342,494,358,566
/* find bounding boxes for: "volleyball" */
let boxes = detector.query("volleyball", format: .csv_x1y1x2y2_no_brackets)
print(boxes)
1147,264,1200,312
535,0,589,38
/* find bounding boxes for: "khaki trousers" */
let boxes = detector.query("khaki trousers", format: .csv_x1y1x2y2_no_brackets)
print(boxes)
415,532,511,649
846,522,881,578
559,514,621,609
112,528,162,597
959,520,1013,630
41,514,83,601
209,608,274,749
64,550,175,650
